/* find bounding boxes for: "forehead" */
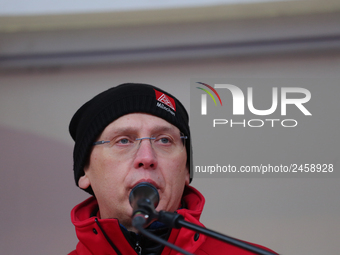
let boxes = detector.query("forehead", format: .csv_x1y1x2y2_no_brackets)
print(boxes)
101,113,180,136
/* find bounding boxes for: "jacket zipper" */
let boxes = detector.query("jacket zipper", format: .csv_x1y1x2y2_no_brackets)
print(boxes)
135,240,142,255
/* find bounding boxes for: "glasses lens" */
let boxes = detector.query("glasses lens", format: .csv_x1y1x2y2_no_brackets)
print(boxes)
149,132,186,156
95,132,187,157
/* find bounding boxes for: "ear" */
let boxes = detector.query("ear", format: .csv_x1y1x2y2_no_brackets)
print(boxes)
78,172,91,189
185,167,190,186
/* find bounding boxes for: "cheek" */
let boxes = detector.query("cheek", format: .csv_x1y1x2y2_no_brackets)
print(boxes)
91,151,121,172
158,157,188,212
162,155,188,187
88,153,126,190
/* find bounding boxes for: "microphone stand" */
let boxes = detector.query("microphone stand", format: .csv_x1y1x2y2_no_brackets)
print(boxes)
132,199,194,255
130,183,277,255
157,211,277,255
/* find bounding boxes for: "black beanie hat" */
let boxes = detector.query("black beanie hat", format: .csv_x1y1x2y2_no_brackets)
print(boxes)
69,83,192,195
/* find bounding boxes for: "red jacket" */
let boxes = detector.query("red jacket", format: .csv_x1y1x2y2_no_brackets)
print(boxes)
69,186,276,255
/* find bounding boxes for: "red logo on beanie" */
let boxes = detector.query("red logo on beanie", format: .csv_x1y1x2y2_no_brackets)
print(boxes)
154,89,176,111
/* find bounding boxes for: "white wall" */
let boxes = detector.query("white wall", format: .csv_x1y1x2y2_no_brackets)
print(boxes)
1,0,287,15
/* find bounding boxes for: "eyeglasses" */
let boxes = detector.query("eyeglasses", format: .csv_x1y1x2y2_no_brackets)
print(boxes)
93,132,187,157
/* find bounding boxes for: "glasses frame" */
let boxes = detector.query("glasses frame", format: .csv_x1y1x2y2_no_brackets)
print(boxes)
93,135,188,146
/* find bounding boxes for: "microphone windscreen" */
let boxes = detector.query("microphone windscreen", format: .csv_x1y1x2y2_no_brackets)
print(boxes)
129,182,159,211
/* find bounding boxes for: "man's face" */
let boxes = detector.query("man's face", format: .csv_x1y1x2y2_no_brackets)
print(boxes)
78,113,189,230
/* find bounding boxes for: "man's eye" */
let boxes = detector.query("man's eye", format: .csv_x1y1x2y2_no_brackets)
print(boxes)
117,138,130,144
160,138,169,143
158,137,171,144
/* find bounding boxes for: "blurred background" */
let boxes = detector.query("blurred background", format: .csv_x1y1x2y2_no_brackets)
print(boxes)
1,0,340,254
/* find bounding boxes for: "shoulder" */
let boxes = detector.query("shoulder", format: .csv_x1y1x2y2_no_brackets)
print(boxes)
195,236,277,255
67,250,78,255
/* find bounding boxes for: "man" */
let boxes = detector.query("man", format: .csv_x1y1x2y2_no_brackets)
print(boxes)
68,83,276,255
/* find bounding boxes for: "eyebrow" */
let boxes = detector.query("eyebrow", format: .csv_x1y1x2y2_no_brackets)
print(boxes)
104,125,178,137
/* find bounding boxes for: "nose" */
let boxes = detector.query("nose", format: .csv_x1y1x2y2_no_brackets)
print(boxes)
133,138,158,169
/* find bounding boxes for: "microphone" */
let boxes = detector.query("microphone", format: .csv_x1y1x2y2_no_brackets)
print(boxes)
129,182,159,228
129,183,195,255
